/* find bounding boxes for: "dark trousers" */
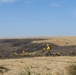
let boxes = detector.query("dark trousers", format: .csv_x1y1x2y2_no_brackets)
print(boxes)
48,50,51,55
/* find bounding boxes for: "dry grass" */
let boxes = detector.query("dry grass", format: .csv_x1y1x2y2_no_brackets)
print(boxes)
0,56,76,75
32,37,76,46
19,66,31,75
67,64,76,75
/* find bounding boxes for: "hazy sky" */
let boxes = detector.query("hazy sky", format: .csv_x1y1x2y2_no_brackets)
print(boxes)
0,0,76,37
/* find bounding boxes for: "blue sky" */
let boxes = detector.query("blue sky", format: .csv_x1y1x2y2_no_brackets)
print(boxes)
0,0,76,37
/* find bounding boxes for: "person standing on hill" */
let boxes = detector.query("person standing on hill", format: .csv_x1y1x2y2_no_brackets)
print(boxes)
46,44,52,54
42,44,52,55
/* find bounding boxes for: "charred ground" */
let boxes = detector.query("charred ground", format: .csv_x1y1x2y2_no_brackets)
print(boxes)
0,38,76,58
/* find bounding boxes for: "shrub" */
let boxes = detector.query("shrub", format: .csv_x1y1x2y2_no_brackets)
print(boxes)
20,66,31,75
12,52,17,55
67,64,76,75
0,66,9,74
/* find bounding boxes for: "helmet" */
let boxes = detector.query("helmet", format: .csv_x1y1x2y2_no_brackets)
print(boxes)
47,44,49,46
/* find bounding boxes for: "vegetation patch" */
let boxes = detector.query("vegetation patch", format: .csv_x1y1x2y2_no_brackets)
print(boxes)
0,66,9,74
67,64,76,75
19,66,31,75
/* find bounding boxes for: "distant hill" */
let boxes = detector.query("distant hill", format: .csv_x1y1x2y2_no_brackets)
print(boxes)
0,37,76,58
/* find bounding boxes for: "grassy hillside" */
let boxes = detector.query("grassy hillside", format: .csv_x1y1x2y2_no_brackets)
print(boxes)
0,56,76,75
0,37,76,58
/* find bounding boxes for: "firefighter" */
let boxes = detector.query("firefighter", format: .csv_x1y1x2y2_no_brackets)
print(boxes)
47,44,51,50
46,44,51,54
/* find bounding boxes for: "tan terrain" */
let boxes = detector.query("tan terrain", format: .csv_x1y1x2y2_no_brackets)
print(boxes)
0,56,76,75
32,36,76,46
0,37,76,75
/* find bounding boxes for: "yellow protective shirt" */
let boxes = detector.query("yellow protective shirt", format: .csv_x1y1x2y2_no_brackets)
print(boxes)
47,45,51,50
